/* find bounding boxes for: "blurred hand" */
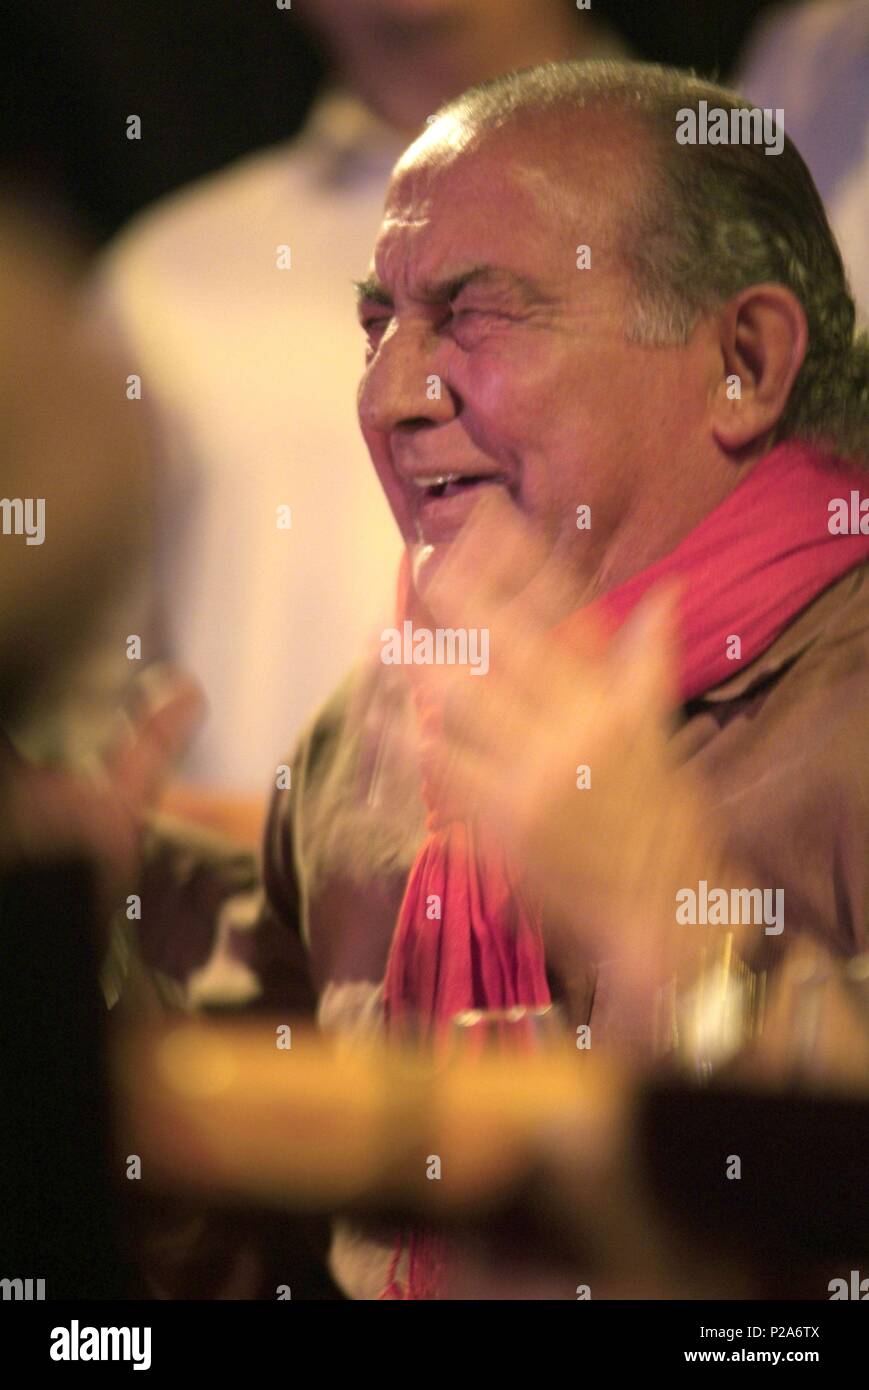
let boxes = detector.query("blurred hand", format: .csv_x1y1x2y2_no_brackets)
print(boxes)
0,668,206,932
418,491,729,1007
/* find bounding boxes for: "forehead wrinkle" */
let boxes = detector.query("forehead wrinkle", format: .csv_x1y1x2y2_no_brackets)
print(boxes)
372,183,555,309
368,122,628,312
417,265,545,304
357,259,547,311
367,219,435,311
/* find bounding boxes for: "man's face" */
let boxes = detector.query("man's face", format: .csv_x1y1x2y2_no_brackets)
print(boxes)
357,116,714,600
304,2,582,133
306,0,564,70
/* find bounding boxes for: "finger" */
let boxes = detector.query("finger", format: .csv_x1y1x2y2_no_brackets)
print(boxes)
501,526,599,637
419,651,534,766
423,495,612,690
107,666,207,810
607,581,682,722
423,490,550,630
438,738,506,826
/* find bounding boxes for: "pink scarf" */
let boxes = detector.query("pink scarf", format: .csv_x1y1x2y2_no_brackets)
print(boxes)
379,442,869,1298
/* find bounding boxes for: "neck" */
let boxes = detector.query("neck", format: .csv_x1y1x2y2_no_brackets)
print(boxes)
335,18,606,138
581,450,760,603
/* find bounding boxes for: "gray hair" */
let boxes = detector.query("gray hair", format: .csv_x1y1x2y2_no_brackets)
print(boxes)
434,61,869,463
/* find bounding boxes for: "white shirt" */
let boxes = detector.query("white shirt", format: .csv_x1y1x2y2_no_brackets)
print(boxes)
739,0,869,326
97,92,406,791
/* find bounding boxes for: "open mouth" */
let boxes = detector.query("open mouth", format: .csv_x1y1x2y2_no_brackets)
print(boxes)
414,473,507,500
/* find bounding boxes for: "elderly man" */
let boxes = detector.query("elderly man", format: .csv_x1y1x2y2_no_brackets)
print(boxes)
260,58,869,1299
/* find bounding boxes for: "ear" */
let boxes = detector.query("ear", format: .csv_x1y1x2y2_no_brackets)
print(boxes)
710,284,808,452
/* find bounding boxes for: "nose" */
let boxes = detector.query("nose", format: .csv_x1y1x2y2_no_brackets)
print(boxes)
358,319,455,437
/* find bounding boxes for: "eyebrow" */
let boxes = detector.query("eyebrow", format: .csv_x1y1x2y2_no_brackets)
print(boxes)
353,265,542,310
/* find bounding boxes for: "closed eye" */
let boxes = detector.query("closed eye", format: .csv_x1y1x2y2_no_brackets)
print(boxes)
360,313,391,340
449,289,513,324
449,303,510,336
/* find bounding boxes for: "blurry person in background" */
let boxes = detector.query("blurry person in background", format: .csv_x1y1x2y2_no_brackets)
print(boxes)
93,0,626,844
738,0,869,323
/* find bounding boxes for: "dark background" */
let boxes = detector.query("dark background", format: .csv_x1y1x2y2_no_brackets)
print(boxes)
1,0,792,250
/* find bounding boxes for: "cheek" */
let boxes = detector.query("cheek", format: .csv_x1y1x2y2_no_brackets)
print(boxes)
488,352,638,523
456,349,593,522
458,347,557,458
462,351,514,412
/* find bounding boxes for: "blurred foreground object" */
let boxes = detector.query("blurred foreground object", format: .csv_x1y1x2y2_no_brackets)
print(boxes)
114,944,869,1297
0,204,152,1295
0,203,152,753
0,857,137,1297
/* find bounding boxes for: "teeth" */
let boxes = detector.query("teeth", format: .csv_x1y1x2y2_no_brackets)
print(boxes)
413,474,459,488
